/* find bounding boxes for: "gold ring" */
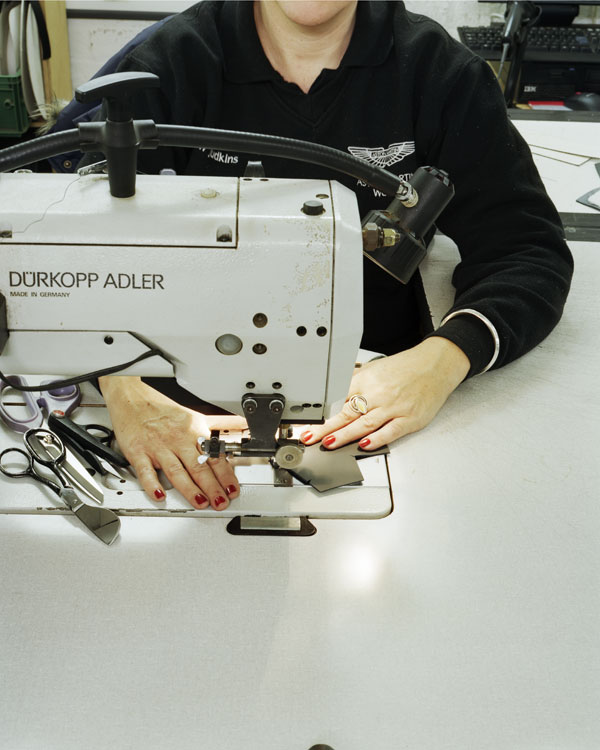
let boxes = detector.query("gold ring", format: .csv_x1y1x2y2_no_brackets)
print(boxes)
348,394,368,415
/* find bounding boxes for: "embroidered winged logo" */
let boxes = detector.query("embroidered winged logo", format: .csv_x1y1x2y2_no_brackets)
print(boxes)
348,141,416,168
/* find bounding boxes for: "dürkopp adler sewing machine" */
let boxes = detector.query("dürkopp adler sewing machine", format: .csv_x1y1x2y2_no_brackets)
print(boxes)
0,73,453,533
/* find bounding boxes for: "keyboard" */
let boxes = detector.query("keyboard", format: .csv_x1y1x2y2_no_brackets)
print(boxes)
458,24,600,63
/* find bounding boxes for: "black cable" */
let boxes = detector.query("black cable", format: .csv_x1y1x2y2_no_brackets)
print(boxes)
155,125,404,196
503,3,542,107
0,348,164,392
0,123,404,197
0,130,81,172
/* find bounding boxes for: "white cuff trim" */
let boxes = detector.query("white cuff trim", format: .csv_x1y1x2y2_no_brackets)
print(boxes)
440,308,500,374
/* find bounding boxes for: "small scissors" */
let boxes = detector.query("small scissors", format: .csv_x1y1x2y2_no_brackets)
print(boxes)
0,428,120,545
0,428,75,496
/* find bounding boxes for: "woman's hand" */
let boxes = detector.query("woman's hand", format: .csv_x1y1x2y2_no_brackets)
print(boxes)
299,337,471,451
99,376,247,510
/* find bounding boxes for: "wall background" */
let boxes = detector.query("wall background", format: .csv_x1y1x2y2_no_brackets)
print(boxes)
65,0,600,91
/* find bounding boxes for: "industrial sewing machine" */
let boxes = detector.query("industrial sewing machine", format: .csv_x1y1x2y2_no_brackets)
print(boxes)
0,73,453,533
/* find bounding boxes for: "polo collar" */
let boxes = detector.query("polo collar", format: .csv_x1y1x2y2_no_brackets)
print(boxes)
221,1,396,84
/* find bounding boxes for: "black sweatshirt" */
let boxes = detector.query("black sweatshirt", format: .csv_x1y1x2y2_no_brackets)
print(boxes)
110,0,573,376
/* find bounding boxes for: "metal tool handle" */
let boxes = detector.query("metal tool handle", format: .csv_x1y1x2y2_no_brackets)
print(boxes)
0,445,58,493
24,428,67,474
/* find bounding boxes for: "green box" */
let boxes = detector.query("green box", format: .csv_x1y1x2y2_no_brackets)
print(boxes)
0,73,29,137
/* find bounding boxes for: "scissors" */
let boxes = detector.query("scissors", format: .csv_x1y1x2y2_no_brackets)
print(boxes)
47,411,128,478
0,428,120,545
0,375,104,503
0,375,81,431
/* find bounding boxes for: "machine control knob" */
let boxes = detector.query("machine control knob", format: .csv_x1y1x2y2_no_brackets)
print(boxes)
301,200,325,216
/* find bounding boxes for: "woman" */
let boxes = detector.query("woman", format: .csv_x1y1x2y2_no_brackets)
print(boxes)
98,1,573,510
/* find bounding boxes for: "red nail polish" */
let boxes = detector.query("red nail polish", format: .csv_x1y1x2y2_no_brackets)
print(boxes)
323,435,336,447
300,431,313,443
214,496,227,508
195,494,208,505
225,485,237,496
154,489,165,500
359,438,371,449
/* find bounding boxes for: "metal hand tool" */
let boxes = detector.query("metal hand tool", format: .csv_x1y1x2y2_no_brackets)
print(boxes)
0,428,120,545
47,412,128,478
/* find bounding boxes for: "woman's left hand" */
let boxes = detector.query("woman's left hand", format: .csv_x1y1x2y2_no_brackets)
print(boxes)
300,337,471,451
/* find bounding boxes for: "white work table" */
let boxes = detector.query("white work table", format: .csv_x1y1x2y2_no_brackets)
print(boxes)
1,233,598,750
1,113,600,748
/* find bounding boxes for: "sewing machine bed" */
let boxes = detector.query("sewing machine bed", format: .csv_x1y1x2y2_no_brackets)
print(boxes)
0,400,394,521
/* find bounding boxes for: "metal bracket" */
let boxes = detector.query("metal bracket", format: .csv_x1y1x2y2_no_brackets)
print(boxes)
243,160,266,178
272,465,293,487
77,159,108,176
226,515,316,537
240,393,285,456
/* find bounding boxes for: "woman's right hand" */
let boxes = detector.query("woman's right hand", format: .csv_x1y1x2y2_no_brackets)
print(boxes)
98,376,247,510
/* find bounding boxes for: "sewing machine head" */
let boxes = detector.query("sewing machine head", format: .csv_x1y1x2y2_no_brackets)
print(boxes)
0,170,363,447
0,74,452,450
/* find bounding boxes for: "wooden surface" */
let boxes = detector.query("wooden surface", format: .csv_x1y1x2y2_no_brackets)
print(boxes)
40,0,72,103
